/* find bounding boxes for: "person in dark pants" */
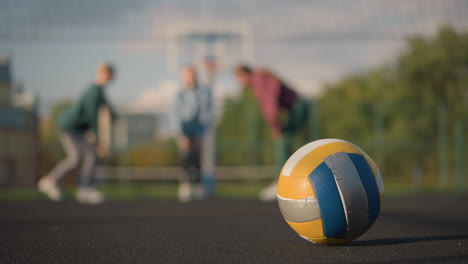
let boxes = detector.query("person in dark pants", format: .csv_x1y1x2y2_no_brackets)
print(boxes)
181,139,201,183
38,63,116,204
173,66,213,203
234,65,309,201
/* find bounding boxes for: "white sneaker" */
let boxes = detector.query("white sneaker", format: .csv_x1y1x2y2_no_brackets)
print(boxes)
258,182,278,202
178,183,192,203
37,176,62,201
192,184,206,200
76,187,104,204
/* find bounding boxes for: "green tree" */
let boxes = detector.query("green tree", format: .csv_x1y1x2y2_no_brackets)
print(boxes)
319,26,468,182
40,98,72,144
217,89,275,166
121,140,178,167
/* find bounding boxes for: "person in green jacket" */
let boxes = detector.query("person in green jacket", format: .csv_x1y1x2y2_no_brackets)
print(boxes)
38,63,116,204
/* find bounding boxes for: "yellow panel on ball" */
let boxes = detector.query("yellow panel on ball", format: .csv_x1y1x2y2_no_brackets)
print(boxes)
286,220,353,245
285,219,324,239
277,174,315,199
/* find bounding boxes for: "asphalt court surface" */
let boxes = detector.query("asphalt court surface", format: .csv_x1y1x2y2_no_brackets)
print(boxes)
1,194,468,263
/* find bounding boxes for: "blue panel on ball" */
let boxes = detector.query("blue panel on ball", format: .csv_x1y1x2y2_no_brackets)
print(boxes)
308,162,347,239
348,153,381,227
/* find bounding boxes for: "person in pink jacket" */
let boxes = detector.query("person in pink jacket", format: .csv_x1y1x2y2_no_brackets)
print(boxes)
235,64,309,201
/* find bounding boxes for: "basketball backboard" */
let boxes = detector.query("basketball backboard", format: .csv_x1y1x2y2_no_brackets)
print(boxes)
166,24,253,73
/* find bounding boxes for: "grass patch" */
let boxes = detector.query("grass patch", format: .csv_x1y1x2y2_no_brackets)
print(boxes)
0,181,272,201
0,180,465,201
0,189,46,201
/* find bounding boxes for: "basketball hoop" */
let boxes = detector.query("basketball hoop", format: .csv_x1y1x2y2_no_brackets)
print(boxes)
204,55,219,74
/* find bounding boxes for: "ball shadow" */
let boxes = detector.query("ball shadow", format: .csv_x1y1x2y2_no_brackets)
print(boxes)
351,234,468,246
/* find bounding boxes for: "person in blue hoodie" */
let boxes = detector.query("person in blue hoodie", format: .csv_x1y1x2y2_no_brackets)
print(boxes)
172,66,213,202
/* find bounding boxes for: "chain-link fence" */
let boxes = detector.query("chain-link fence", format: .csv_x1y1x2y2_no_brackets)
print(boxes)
0,0,467,193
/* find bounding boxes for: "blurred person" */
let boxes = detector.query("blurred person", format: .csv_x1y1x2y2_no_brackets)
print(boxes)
234,64,309,202
173,66,213,203
37,63,116,204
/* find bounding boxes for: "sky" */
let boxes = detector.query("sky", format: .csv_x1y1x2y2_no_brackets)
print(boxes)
0,0,467,114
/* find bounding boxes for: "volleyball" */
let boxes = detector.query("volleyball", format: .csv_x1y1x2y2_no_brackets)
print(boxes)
277,139,384,245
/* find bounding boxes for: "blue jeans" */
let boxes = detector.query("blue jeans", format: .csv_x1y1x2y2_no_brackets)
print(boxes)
48,131,96,187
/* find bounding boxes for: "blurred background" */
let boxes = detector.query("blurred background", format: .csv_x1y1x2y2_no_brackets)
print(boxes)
0,0,467,199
